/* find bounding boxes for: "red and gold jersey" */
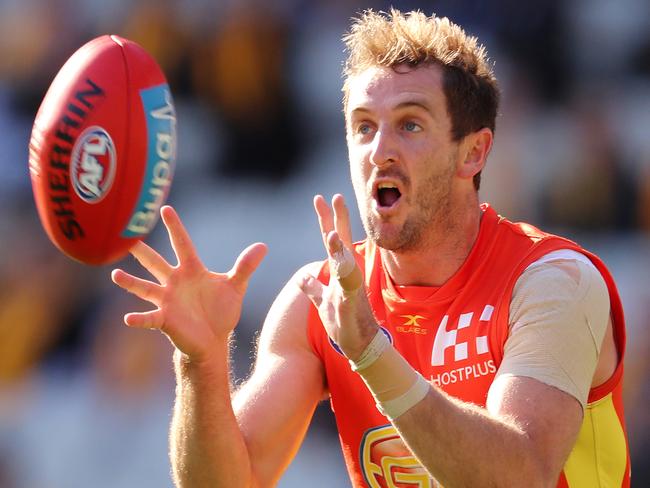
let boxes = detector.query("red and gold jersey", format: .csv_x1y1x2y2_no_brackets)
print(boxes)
307,204,630,487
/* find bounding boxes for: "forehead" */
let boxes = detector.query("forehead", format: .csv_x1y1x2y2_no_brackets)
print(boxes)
345,64,446,117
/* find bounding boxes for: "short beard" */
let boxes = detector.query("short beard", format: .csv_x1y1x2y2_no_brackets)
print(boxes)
364,151,457,253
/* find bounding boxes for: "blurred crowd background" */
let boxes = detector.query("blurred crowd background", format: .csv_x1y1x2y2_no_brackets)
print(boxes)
1,0,649,486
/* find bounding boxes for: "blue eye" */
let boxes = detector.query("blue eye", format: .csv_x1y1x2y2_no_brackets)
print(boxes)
404,121,421,132
358,124,372,135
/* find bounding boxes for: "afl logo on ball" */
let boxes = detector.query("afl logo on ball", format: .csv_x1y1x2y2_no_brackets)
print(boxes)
71,126,116,203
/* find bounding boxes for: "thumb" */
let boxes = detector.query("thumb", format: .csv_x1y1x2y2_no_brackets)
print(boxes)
229,242,268,292
297,273,324,308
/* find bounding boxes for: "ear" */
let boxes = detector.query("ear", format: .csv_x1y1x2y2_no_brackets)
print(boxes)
457,128,493,180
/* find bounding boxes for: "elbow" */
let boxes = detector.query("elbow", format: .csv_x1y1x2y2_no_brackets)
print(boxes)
488,442,562,488
514,450,563,488
536,464,564,488
496,467,559,488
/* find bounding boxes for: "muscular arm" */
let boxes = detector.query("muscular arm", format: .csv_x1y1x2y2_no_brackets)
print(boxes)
111,207,326,488
170,342,252,487
353,335,582,488
300,196,615,486
232,264,327,485
171,264,326,487
369,258,612,487
392,376,580,488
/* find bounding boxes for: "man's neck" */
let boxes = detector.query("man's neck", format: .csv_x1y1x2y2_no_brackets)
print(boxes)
379,203,483,287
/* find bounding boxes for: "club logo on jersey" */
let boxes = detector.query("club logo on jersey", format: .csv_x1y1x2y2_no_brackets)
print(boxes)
328,326,393,356
360,424,443,487
70,126,116,203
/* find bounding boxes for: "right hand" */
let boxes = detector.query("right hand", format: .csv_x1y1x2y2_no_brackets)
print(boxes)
111,205,267,363
298,195,377,361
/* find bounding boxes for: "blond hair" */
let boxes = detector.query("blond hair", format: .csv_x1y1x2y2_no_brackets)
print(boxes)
342,9,500,189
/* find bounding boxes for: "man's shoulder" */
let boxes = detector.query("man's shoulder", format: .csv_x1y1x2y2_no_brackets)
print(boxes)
258,262,326,353
487,204,576,248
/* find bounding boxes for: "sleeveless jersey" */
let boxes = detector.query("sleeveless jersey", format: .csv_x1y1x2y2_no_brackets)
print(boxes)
307,204,630,487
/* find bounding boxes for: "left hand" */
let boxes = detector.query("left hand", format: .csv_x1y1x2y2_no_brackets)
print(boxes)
298,194,378,360
111,206,267,364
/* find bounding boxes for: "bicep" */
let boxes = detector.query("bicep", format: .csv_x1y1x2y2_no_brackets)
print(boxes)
233,263,326,487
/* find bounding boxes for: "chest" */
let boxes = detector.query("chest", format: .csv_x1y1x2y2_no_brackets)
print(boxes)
320,292,509,488
374,297,501,405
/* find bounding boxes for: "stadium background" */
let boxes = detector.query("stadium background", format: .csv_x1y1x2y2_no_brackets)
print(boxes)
0,0,648,486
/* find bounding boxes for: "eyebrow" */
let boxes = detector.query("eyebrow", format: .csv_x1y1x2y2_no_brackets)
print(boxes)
394,100,434,113
349,99,435,117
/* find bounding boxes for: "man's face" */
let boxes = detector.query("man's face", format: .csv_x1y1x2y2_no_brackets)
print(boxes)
345,64,460,252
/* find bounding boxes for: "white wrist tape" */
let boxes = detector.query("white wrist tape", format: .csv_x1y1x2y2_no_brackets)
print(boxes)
331,245,356,280
376,373,430,421
349,328,390,372
350,330,431,421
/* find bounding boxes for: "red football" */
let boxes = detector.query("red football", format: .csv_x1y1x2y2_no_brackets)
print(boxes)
28,35,176,265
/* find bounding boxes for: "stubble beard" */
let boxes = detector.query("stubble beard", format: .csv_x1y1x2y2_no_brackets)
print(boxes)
363,154,457,253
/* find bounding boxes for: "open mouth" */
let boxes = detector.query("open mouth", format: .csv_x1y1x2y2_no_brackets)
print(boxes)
376,182,402,208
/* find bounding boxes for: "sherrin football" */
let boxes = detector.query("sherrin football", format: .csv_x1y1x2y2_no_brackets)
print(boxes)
28,35,176,265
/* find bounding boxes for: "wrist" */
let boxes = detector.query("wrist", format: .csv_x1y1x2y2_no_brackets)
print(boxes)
347,328,389,370
173,340,230,379
340,318,381,361
351,333,430,421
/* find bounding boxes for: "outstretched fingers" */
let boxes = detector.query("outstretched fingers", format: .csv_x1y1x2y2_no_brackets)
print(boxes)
160,205,202,268
130,240,172,283
313,193,362,293
314,193,354,251
228,242,268,293
314,194,334,249
111,269,163,304
123,309,165,329
332,194,353,248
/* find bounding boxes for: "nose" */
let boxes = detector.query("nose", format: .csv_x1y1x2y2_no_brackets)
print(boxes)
369,127,398,168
